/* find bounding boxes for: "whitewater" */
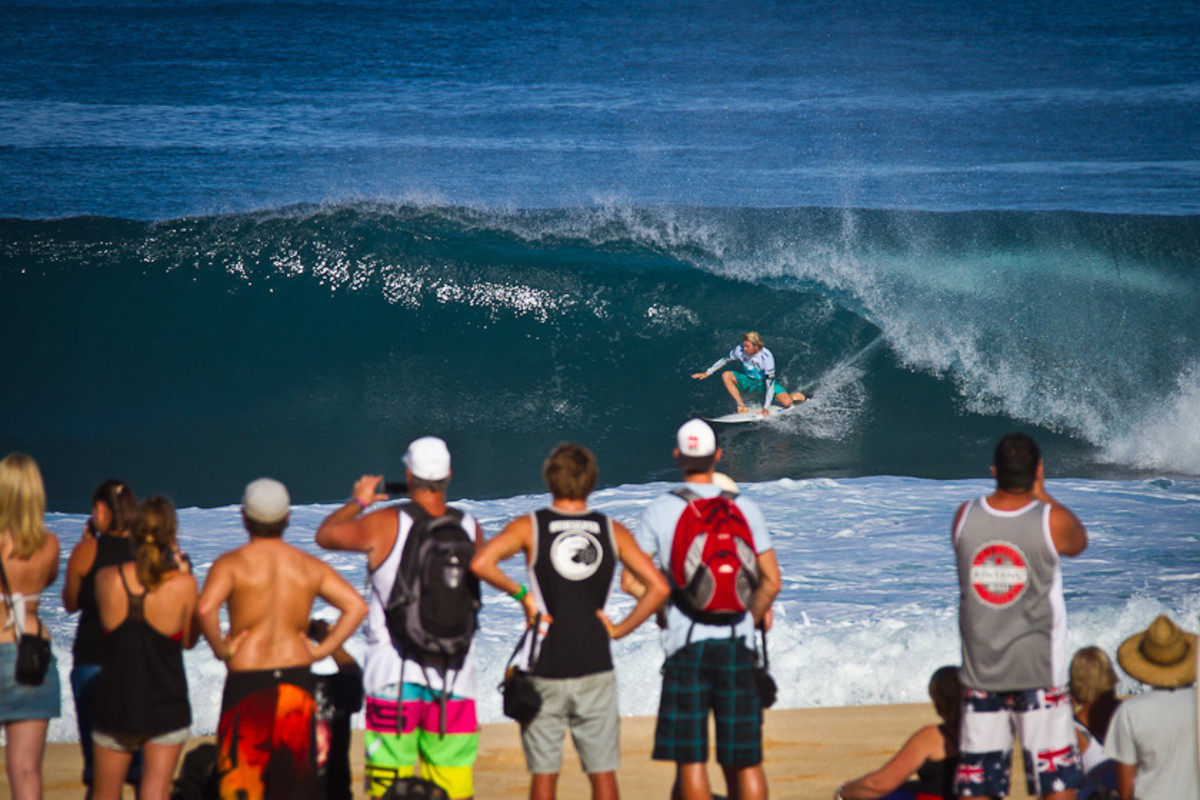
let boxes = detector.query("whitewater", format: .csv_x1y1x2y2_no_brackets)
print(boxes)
29,473,1199,742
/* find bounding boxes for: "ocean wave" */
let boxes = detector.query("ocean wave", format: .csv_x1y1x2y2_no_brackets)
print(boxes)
3,203,1198,508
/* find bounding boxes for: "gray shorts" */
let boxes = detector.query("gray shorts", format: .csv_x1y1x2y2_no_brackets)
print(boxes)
522,670,620,775
93,725,190,753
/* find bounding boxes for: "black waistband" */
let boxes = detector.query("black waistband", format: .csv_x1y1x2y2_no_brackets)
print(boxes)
221,665,314,710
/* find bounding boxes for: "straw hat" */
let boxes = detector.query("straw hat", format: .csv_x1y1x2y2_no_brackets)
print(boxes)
1117,614,1198,688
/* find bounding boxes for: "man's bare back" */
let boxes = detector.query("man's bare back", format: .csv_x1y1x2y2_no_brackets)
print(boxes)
198,503,365,672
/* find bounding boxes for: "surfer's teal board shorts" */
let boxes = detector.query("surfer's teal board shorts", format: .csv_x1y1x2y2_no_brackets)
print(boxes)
734,372,788,397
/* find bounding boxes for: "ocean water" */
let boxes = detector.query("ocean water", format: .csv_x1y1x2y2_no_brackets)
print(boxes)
2,0,1199,743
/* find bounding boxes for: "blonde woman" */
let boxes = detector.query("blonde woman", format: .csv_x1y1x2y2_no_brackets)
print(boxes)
0,453,62,800
91,496,199,800
1069,645,1120,744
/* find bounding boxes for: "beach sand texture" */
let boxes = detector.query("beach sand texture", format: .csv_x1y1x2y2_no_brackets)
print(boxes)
5,704,1037,799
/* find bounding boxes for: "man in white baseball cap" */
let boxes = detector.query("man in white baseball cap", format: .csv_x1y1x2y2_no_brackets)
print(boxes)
622,419,781,800
197,477,367,800
316,437,484,799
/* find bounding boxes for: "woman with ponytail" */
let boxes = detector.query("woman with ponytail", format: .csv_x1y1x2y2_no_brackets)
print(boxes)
92,496,198,800
62,478,141,796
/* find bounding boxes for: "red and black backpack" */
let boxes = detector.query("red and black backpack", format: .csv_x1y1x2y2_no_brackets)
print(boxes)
667,487,760,625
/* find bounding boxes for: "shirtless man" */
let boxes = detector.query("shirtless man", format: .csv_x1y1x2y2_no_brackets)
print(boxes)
692,331,807,416
197,478,366,800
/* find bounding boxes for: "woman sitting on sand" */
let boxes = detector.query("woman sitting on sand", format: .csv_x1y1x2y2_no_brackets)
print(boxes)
0,453,62,800
834,666,960,800
91,496,199,800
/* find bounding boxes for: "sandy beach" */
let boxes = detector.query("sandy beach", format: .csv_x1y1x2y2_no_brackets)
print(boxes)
7,703,1037,800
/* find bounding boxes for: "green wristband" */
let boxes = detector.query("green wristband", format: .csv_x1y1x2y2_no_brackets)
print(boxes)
511,585,528,601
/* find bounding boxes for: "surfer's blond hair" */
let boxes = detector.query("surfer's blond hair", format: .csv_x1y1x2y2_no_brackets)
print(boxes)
743,331,764,348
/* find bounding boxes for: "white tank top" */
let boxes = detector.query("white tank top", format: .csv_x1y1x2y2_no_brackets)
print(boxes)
362,505,480,697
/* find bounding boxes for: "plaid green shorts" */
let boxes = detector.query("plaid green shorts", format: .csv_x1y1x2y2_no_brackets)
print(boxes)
652,638,763,767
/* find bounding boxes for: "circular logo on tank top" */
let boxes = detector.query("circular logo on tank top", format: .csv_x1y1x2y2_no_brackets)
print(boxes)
969,540,1029,607
549,529,604,581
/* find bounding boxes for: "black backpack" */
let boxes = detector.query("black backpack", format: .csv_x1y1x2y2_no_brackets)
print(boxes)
384,502,480,666
170,743,218,800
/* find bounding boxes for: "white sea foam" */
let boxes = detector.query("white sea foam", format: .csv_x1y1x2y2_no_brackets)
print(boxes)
31,474,1200,742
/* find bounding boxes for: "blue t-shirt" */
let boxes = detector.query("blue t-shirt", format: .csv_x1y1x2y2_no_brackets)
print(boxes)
636,482,772,657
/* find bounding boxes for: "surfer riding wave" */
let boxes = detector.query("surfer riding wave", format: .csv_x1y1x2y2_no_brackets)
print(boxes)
692,332,808,417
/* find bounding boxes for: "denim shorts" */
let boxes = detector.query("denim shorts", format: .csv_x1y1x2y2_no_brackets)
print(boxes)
0,642,61,723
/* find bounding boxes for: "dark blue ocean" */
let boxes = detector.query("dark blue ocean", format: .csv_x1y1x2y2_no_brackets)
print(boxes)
3,0,1199,509
5,0,1200,744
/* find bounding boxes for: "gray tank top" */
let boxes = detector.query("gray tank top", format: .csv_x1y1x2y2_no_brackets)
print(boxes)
955,496,1068,692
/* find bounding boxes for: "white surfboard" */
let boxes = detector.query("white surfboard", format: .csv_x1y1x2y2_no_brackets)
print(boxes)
705,404,796,424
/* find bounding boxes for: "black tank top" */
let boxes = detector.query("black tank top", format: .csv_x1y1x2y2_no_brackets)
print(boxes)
530,508,616,679
912,724,958,799
72,534,137,663
93,567,190,737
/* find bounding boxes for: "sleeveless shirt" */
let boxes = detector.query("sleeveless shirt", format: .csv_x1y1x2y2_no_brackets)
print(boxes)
94,568,190,737
72,534,136,664
362,504,481,696
954,496,1068,691
528,507,617,679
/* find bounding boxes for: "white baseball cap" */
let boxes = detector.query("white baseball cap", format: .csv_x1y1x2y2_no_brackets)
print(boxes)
676,419,717,458
404,436,451,481
242,477,290,524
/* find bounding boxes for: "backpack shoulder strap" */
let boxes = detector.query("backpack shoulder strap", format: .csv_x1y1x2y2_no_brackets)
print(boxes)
400,501,465,527
671,486,738,504
671,486,699,504
399,501,429,526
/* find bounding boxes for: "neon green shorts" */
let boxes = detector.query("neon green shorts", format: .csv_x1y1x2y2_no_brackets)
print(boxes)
363,683,479,799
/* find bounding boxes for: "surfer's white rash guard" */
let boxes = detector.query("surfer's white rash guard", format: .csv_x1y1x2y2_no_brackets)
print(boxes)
703,344,777,409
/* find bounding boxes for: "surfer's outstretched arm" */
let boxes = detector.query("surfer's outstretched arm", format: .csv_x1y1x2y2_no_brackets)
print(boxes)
692,354,732,380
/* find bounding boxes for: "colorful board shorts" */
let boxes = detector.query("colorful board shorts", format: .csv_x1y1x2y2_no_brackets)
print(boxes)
217,667,318,800
652,638,763,767
956,685,1083,797
364,682,479,799
733,372,788,397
